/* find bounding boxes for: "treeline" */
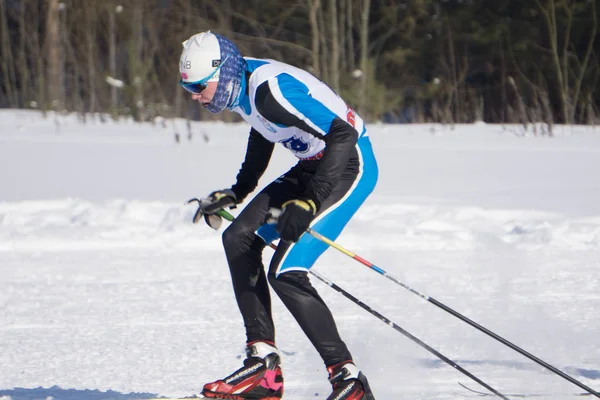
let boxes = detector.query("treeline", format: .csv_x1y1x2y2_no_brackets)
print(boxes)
0,0,598,125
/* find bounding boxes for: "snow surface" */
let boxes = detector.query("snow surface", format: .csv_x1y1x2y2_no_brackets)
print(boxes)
0,110,599,400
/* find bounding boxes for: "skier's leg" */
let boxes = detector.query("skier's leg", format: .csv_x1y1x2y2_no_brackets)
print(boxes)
222,193,274,344
267,136,378,399
265,168,359,366
203,174,301,399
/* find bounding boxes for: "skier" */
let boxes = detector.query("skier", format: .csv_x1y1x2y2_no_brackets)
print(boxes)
179,31,378,400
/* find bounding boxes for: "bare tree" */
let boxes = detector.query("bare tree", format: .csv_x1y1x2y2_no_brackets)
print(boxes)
317,1,329,83
534,0,598,124
445,18,460,122
338,0,347,72
32,1,46,113
46,0,61,109
346,0,355,72
130,0,145,121
17,0,31,107
108,5,116,107
329,0,340,92
570,0,597,124
307,0,321,76
0,0,17,106
357,0,370,117
84,0,97,114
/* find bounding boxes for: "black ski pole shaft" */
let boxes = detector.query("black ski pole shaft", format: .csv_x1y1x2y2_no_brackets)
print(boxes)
308,268,510,400
306,228,600,398
215,210,510,400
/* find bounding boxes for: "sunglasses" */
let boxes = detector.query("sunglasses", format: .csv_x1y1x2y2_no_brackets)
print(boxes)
179,79,209,95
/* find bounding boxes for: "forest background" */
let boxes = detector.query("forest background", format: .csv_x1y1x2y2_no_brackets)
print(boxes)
0,0,598,126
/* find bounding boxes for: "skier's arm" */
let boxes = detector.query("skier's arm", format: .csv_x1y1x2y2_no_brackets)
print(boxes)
230,128,275,202
255,74,357,210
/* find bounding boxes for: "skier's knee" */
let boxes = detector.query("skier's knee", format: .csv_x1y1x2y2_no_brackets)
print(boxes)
223,221,265,259
222,220,248,248
268,270,309,295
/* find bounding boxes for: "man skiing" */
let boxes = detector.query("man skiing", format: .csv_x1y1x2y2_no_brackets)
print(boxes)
179,31,378,400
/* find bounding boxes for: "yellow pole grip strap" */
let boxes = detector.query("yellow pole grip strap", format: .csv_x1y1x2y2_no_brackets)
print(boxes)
281,199,317,215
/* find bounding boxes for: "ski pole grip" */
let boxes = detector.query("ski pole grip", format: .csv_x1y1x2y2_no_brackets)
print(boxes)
217,209,235,222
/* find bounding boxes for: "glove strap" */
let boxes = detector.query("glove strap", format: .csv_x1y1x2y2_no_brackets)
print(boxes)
282,199,317,215
211,191,230,202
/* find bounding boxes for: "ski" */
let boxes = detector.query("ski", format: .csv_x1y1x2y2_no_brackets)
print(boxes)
140,398,202,400
141,398,204,400
140,396,282,400
139,396,204,400
459,382,593,397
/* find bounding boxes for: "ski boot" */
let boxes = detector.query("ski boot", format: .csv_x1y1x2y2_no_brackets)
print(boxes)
326,362,375,400
202,341,283,399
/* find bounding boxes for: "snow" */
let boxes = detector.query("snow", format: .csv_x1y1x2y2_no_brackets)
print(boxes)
0,110,598,399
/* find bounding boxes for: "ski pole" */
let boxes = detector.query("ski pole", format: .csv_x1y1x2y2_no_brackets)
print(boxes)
215,209,510,400
305,227,600,398
308,268,510,400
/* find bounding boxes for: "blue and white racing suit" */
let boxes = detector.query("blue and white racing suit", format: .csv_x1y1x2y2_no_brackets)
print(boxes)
222,57,378,366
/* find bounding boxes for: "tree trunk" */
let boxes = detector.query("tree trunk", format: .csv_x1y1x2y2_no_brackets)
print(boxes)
59,4,70,110
339,0,347,72
317,1,329,83
109,3,118,112
571,0,597,123
446,18,459,123
131,1,144,121
535,0,568,123
0,0,17,106
307,0,321,76
358,0,370,118
176,0,194,121
85,1,97,114
32,1,46,113
46,0,61,109
329,0,340,92
346,0,355,72
18,0,30,107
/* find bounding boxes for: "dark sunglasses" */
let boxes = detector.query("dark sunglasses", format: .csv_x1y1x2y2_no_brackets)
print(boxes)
179,79,208,95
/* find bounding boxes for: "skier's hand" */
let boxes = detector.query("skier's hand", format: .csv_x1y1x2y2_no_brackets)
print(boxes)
201,189,237,215
187,189,237,229
276,199,317,242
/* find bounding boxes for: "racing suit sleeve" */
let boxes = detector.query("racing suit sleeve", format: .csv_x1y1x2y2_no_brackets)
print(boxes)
230,128,275,202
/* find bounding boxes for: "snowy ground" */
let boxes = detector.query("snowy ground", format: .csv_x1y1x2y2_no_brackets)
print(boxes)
0,110,599,400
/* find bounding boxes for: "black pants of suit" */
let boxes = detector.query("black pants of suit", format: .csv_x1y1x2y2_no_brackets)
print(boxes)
222,164,357,367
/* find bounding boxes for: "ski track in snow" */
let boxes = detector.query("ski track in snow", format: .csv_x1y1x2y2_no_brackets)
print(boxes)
0,111,599,399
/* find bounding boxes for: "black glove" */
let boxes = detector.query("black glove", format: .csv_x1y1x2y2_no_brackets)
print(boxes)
188,189,237,229
201,189,237,215
276,199,317,242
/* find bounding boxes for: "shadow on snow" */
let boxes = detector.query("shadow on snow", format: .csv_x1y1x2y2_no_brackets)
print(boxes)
419,358,600,380
0,386,160,400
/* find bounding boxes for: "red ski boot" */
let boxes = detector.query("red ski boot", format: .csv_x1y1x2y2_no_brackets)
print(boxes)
326,361,375,400
202,342,283,399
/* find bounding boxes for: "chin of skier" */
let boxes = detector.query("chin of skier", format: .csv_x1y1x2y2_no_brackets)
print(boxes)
179,31,378,400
